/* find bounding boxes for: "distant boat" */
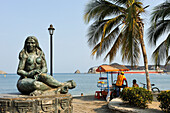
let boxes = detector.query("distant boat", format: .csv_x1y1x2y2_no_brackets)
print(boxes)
124,70,164,74
109,70,164,74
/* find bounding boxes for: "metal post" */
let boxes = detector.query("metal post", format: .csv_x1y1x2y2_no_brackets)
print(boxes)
48,24,55,76
107,72,109,92
50,34,53,76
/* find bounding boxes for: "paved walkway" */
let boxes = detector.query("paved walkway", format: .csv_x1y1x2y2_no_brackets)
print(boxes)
108,98,163,113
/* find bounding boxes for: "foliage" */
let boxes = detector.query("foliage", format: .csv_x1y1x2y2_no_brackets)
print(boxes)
157,90,170,112
120,87,153,108
84,0,151,91
84,0,147,66
148,1,170,66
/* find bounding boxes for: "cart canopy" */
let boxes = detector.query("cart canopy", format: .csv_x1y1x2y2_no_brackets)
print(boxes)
96,65,129,72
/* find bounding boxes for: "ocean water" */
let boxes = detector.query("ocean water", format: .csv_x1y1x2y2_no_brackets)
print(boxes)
0,73,169,96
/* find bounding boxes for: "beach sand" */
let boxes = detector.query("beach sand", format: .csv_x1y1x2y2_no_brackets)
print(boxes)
72,95,162,113
73,95,121,113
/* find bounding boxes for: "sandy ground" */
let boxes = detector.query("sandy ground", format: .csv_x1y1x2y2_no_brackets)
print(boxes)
72,95,162,113
73,95,122,113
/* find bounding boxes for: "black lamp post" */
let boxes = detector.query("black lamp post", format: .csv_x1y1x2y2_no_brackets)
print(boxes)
48,24,55,76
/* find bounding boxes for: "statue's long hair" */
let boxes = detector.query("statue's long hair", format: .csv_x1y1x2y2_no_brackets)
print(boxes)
19,36,44,59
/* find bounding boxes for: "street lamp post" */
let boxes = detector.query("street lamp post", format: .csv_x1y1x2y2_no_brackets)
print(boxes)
48,24,55,76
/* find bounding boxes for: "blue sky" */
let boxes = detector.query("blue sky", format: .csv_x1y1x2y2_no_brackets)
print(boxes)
0,0,165,73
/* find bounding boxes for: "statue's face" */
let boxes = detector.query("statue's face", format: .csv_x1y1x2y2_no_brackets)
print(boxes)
26,38,36,52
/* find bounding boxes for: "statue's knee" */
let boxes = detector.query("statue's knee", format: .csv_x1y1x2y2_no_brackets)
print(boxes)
33,81,41,89
41,73,46,76
38,73,47,80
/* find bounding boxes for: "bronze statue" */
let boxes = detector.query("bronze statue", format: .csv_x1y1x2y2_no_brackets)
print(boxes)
17,36,76,96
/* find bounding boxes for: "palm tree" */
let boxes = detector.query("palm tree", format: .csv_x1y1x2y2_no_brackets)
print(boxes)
84,0,151,91
148,0,170,66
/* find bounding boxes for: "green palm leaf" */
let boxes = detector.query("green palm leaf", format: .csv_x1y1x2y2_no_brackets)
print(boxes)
84,0,151,90
148,0,170,65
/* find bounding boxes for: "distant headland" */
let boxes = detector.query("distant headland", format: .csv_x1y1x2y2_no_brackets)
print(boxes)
0,70,7,74
87,63,170,74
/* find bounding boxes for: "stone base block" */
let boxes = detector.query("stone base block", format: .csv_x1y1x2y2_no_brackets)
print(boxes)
0,93,72,113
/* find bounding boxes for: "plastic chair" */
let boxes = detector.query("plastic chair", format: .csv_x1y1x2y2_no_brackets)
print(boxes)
95,91,102,99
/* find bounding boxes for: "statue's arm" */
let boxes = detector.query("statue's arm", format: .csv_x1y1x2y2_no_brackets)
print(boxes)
17,58,29,77
17,58,37,78
41,52,48,73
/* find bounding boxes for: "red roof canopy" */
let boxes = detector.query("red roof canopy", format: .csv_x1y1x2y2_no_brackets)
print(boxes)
96,65,129,72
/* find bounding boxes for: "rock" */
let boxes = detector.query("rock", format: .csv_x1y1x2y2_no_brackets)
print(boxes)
75,70,80,73
0,70,7,74
88,66,99,74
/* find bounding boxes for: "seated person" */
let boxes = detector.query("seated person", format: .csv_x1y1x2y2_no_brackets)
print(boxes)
132,79,139,87
115,71,128,96
17,36,76,96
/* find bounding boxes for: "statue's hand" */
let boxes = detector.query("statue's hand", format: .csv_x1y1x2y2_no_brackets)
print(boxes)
34,75,38,80
33,70,42,80
29,69,41,77
34,69,41,74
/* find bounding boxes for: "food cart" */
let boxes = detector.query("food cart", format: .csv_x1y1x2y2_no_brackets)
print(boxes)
95,65,129,100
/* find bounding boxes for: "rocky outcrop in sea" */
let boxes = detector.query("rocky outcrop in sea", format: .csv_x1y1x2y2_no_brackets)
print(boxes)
0,70,7,74
74,70,80,74
88,66,99,74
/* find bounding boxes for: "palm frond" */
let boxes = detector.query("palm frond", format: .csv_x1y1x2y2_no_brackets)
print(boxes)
121,24,140,66
104,32,123,62
165,56,170,66
152,34,170,66
122,37,140,65
87,14,125,47
100,14,126,47
84,0,125,23
97,1,126,21
110,0,128,5
152,42,166,66
87,20,107,47
165,34,170,56
84,0,147,66
151,1,170,22
148,20,170,45
91,25,121,58
84,0,102,23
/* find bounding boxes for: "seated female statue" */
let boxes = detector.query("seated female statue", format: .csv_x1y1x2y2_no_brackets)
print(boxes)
17,36,76,95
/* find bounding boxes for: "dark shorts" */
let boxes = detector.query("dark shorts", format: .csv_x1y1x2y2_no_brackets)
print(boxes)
116,85,127,89
115,85,127,97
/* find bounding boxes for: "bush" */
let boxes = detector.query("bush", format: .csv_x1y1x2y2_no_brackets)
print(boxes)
157,90,170,112
120,87,153,108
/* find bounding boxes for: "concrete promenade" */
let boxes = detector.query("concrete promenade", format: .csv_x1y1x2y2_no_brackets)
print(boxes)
108,93,163,113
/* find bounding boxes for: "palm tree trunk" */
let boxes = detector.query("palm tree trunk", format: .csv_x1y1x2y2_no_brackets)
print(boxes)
140,37,151,91
139,24,151,91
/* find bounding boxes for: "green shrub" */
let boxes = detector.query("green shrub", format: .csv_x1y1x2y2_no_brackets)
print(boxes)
120,87,153,108
157,90,170,112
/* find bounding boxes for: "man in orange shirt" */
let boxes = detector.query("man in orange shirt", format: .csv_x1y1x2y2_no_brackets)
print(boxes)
115,71,128,96
116,71,128,87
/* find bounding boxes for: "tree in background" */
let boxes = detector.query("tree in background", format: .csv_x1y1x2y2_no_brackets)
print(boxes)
84,0,151,91
148,0,170,66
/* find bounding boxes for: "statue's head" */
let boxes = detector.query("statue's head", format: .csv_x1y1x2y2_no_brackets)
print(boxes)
24,36,41,52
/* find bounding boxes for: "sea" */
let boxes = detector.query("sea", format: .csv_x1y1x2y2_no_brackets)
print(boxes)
0,73,169,96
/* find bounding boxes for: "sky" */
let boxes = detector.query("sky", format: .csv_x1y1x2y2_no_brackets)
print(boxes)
0,0,166,73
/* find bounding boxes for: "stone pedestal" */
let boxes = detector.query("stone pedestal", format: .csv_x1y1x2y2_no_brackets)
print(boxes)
0,93,72,113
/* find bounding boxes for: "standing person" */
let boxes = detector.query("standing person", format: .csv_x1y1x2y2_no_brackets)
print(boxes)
115,71,128,96
132,79,139,87
116,71,128,88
